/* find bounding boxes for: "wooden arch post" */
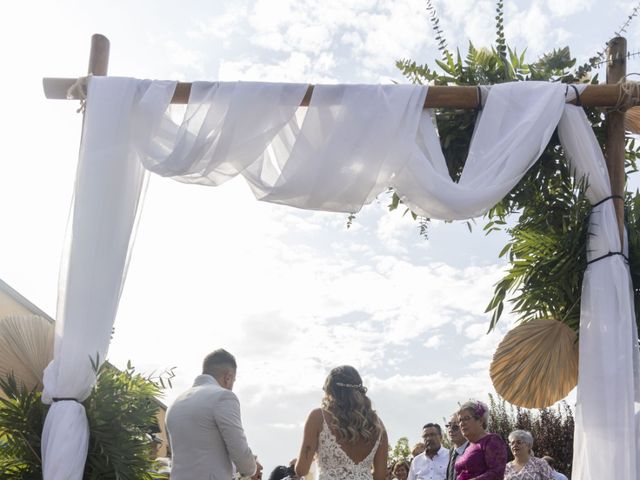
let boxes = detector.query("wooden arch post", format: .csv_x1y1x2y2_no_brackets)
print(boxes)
606,36,627,247
88,34,110,76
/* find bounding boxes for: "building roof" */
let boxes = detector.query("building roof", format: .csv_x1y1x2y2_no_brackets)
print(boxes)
0,277,167,411
0,278,53,322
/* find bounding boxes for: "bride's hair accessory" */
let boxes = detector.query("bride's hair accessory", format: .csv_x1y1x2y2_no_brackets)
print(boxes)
335,381,367,393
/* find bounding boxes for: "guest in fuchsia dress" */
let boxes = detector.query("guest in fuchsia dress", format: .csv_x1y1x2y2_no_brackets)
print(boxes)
454,400,508,480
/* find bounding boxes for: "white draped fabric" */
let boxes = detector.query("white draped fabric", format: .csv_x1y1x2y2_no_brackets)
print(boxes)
41,78,173,479
41,77,639,479
558,104,640,479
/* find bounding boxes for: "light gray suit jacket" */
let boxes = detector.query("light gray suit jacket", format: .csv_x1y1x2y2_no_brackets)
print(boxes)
166,374,256,480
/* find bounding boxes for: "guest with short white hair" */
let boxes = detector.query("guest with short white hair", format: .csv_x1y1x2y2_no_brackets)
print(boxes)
504,430,553,480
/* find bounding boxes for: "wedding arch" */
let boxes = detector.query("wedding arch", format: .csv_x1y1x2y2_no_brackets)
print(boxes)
41,34,639,480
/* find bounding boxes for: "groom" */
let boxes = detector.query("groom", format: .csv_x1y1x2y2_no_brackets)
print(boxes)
166,349,257,480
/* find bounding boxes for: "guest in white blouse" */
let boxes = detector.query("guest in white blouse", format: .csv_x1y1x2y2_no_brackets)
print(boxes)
407,423,448,480
504,430,553,480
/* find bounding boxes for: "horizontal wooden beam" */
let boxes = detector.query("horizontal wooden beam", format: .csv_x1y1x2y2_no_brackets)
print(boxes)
42,77,632,109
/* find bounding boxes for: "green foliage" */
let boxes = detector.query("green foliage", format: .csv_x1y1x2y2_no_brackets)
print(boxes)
84,362,169,479
484,178,591,332
395,0,640,332
425,0,449,60
388,436,412,465
0,362,173,480
0,375,45,479
488,394,574,478
626,192,640,318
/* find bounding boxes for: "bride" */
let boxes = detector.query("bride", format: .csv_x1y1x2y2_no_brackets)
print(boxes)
295,366,388,480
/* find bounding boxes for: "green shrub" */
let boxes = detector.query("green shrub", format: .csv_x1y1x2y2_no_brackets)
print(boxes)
0,361,172,479
489,394,574,478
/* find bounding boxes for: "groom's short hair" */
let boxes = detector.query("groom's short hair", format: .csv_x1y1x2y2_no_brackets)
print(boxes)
203,349,237,377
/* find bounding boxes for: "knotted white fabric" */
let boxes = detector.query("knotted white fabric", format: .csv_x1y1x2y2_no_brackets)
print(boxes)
559,103,640,479
41,77,639,480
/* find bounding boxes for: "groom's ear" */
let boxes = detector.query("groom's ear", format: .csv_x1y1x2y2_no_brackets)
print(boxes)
223,369,237,390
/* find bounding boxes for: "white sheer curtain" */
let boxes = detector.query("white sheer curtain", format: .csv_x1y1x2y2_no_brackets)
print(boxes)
40,78,175,480
41,77,639,480
558,104,640,479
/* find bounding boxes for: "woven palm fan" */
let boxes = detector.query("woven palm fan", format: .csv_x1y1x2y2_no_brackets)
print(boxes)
625,106,640,134
0,314,54,391
490,319,578,409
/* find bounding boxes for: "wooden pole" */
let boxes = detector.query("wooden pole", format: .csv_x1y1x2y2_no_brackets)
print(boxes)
88,34,110,76
43,78,636,108
606,37,627,248
43,33,638,108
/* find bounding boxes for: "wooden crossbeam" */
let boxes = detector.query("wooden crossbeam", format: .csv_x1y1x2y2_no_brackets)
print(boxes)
43,77,632,109
42,35,637,109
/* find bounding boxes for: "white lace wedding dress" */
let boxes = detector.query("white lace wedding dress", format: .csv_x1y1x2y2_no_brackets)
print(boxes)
317,413,382,480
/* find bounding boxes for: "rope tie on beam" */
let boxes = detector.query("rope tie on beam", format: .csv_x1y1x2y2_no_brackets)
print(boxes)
591,194,624,209
570,85,582,107
586,194,628,266
67,76,89,113
476,86,483,111
586,251,629,265
608,77,640,113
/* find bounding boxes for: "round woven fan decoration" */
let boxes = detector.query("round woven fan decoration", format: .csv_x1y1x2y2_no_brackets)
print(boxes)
0,315,54,391
490,319,578,409
625,106,640,134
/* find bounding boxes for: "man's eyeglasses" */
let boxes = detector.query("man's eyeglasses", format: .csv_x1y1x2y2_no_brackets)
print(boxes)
445,423,460,432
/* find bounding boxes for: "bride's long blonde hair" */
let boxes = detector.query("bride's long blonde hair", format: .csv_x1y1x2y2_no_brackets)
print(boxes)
321,365,381,444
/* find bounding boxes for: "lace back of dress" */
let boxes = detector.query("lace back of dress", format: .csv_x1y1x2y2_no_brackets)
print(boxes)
317,411,380,480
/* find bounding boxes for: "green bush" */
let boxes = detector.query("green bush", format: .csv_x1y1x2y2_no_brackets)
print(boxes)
488,394,574,478
0,362,172,479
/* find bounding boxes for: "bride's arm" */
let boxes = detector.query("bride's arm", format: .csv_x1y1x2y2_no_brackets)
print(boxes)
295,408,322,476
372,427,389,480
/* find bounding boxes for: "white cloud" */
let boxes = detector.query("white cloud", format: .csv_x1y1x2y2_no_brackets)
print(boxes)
455,1,496,49
350,0,433,71
505,4,553,56
164,40,205,73
423,334,443,349
370,371,494,402
376,207,424,256
546,0,593,18
188,4,249,42
219,52,338,83
462,318,514,359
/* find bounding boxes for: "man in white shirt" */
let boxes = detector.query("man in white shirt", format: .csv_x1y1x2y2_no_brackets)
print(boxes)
408,423,449,480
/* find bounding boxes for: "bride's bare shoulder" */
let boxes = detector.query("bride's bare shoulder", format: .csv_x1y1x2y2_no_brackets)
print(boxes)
306,408,324,423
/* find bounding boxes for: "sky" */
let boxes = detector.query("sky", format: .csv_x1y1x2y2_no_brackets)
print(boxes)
1,0,640,473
